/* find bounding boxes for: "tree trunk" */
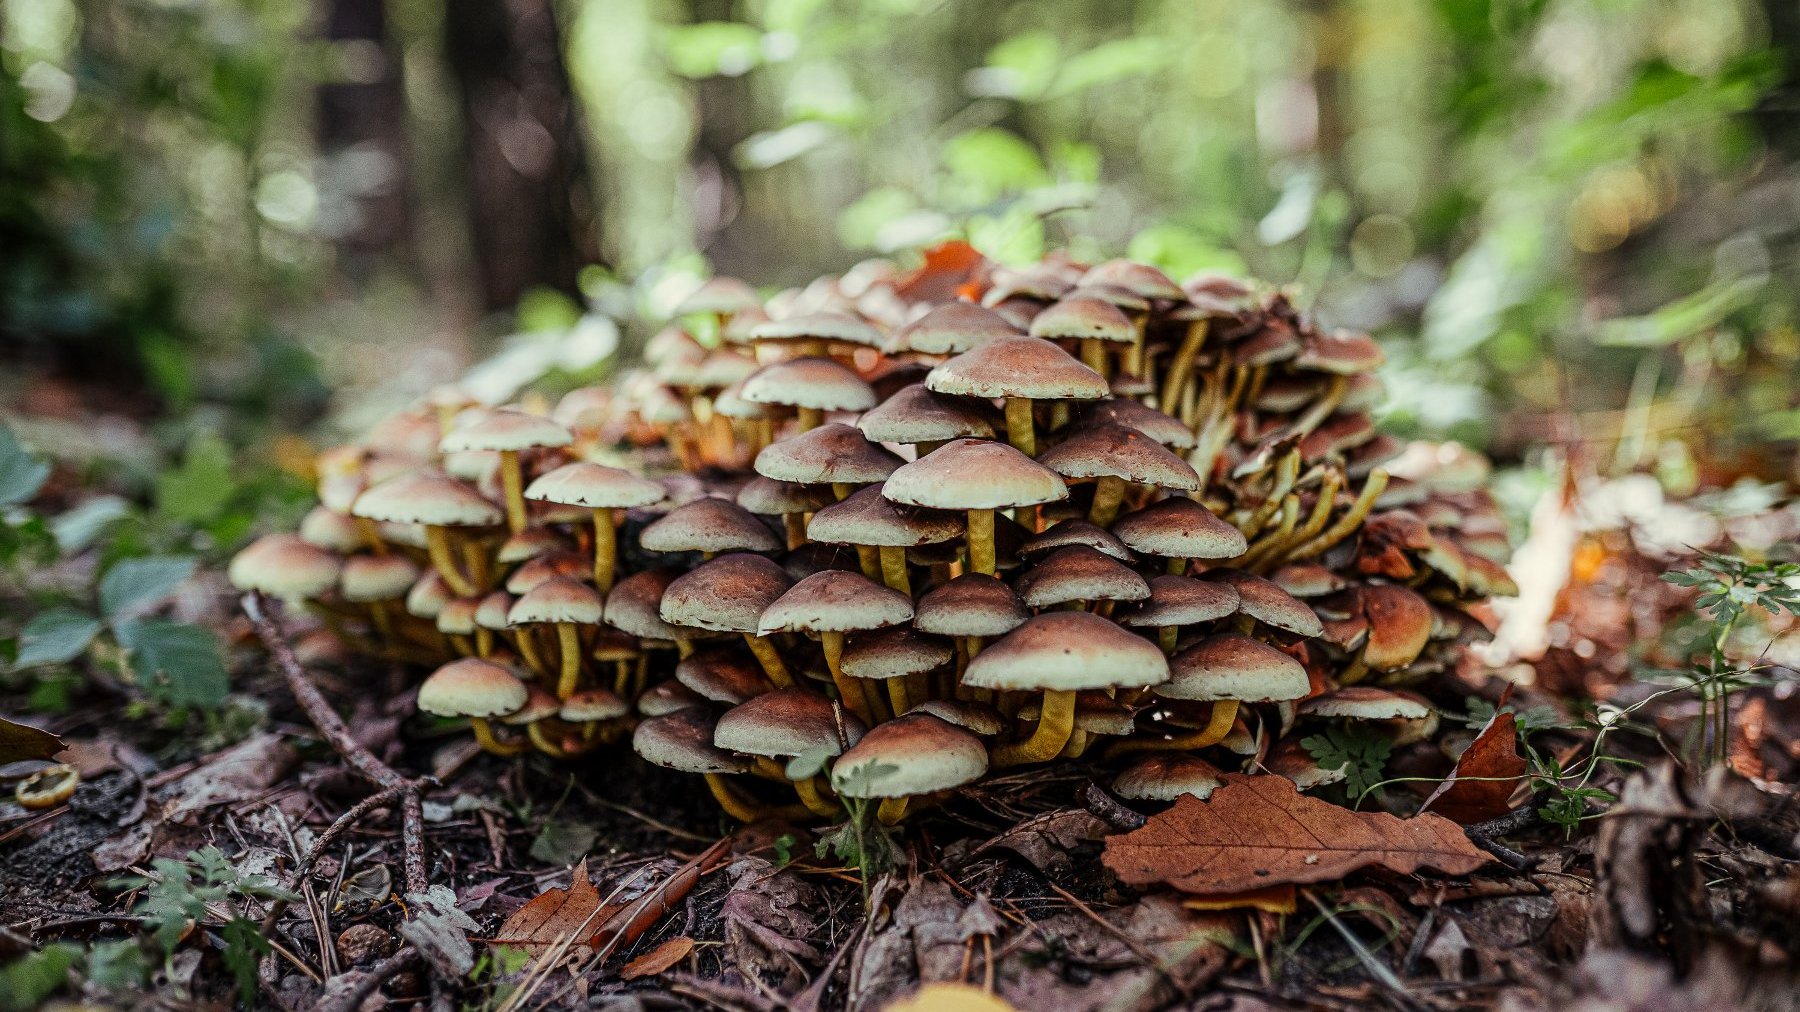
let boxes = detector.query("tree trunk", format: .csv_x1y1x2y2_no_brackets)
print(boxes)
316,0,411,273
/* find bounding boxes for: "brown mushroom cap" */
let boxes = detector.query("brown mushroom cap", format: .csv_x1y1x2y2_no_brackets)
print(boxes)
856,384,996,445
660,553,795,634
503,552,589,594
561,688,630,722
340,554,421,602
754,423,904,486
830,714,988,798
1300,686,1433,721
439,409,572,453
1080,259,1183,301
508,576,604,625
1359,584,1434,670
1112,496,1247,560
1294,329,1384,374
1269,563,1348,599
808,485,963,548
1015,545,1151,608
964,611,1169,692
893,302,1021,355
497,527,568,565
405,572,452,618
841,626,952,682
1036,423,1201,491
1081,400,1196,450
736,477,830,517
714,688,866,758
1018,690,1136,736
741,357,877,412
675,645,774,704
637,679,707,716
437,598,479,636
633,709,751,774
1267,738,1347,791
1204,569,1325,638
926,335,1110,401
229,534,344,600
1113,754,1225,801
1159,634,1309,703
299,506,364,553
906,699,1005,737
417,658,528,718
1119,575,1240,628
470,590,513,631
757,570,914,635
525,461,664,509
640,497,782,555
882,438,1068,511
914,574,1030,638
982,264,1076,305
749,310,885,349
674,276,760,318
1028,295,1137,344
1018,520,1133,562
351,470,503,528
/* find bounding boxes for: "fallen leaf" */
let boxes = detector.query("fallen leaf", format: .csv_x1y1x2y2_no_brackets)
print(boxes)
1102,774,1490,894
160,732,297,825
0,715,63,766
892,241,987,304
1421,710,1527,824
620,936,693,980
495,860,614,962
398,885,480,978
721,855,823,992
973,809,1108,877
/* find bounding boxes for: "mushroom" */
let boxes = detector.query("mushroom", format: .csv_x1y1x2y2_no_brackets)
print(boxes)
753,422,904,506
758,570,913,723
1029,295,1136,380
1017,520,1134,563
633,708,785,822
15,764,78,810
925,335,1107,457
842,626,954,719
715,689,868,818
351,470,502,597
1204,568,1326,639
856,383,996,460
749,310,884,361
1014,545,1150,613
807,485,962,595
473,590,516,662
524,462,664,592
890,301,1020,358
436,597,480,656
637,679,706,716
1037,423,1200,527
830,713,988,824
737,476,831,550
1111,495,1246,576
438,409,572,534
913,574,1029,690
418,657,530,756
1300,686,1438,745
660,553,797,686
882,439,1067,575
507,577,605,699
741,357,876,432
339,553,421,644
676,645,775,705
1113,753,1224,802
1124,633,1309,752
229,533,343,604
640,496,783,559
1080,398,1195,451
1119,574,1240,655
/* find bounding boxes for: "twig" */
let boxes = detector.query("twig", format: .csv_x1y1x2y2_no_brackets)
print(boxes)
329,946,420,1012
1083,782,1147,830
262,782,418,935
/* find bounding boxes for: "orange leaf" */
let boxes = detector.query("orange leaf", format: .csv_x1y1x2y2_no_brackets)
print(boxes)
1102,774,1490,894
1420,710,1528,824
619,936,694,980
494,861,620,960
893,240,988,304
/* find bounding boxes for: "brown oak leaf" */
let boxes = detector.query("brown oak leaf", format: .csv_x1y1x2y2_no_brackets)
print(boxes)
1102,774,1489,893
620,936,694,980
495,860,617,962
1421,710,1528,823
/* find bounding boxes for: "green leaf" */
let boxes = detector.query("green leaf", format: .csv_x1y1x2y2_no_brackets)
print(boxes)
221,917,271,1005
154,433,235,525
0,424,50,507
51,495,131,553
83,939,151,990
785,743,836,781
0,942,79,1012
116,620,229,707
99,556,196,618
665,22,764,78
528,819,597,865
0,714,64,765
14,608,101,668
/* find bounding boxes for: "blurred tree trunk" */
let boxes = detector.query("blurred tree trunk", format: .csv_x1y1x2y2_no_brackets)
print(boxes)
316,0,411,272
443,0,598,311
687,0,755,277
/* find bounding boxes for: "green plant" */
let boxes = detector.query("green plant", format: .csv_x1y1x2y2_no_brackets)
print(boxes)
1301,723,1394,800
809,758,899,900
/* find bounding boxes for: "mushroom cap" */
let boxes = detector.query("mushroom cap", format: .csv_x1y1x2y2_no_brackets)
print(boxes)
1028,295,1137,344
501,683,560,725
1205,569,1324,638
417,658,528,718
841,627,952,681
640,497,782,555
1300,686,1433,721
351,470,503,528
524,461,663,509
474,590,516,630
660,553,795,633
882,439,1068,511
1080,259,1183,300
754,423,904,485
1036,423,1201,490
914,574,1029,638
1113,754,1224,801
926,335,1109,401
405,572,451,619
439,409,572,453
808,485,963,548
561,688,630,722
1267,739,1347,790
712,381,773,420
633,709,751,774
1119,575,1240,628
674,275,760,317
830,714,988,799
496,526,568,565
1081,400,1195,450
696,349,759,390
1112,496,1247,559
229,534,343,600
750,310,884,349
436,598,478,635
1015,545,1151,608
906,699,1005,737
1159,634,1309,702
1359,584,1434,670
675,646,773,704
757,569,914,635
1067,282,1149,313
637,679,706,716
983,264,1076,304
1294,329,1384,374
340,554,420,602
964,611,1169,692
1018,690,1136,735
1018,520,1133,563
893,302,1020,355
503,552,589,594
736,476,830,517
299,506,364,553
1269,563,1348,599
856,384,996,445
508,577,604,625
714,689,866,758
741,357,877,412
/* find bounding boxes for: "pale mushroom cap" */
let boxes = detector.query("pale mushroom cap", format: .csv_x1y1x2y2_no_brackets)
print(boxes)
1270,563,1348,598
1294,329,1384,374
674,275,760,317
675,646,773,704
1081,400,1195,450
351,471,504,527
741,357,877,411
882,439,1068,511
405,572,451,618
964,611,1169,692
1019,690,1136,735
830,714,988,799
841,626,952,681
758,569,914,635
340,554,421,602
926,335,1110,401
906,699,1005,737
1268,739,1347,790
439,409,572,453
524,462,663,509
436,597,478,635
229,534,343,600
750,310,884,348
1159,634,1309,702
894,302,1021,355
496,526,568,564
1028,296,1137,344
1206,569,1325,638
696,349,759,389
508,576,604,625
299,506,364,553
1113,754,1225,801
1080,259,1183,300
1300,686,1433,721
753,423,904,485
504,552,589,594
1015,545,1151,608
1018,520,1133,562
660,553,794,633
1120,575,1240,628
713,689,866,758
474,591,515,630
808,485,963,548
914,574,1030,638
417,658,528,718
561,688,629,722
640,497,783,555
633,709,751,774
637,679,706,716
856,384,996,444
1036,423,1201,490
1112,496,1247,559
737,476,829,517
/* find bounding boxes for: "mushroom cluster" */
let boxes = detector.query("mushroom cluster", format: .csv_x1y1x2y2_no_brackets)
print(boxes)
230,249,1515,821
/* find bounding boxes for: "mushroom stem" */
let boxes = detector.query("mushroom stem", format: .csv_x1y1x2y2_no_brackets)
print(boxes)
355,517,387,555
499,449,528,533
878,546,911,596
1080,338,1109,378
367,601,393,642
793,776,840,818
886,677,909,717
1060,729,1089,758
1286,469,1388,561
555,623,582,699
967,509,996,577
854,545,882,582
527,720,571,757
461,537,491,591
743,634,797,689
832,482,853,502
876,796,910,825
470,718,528,757
1158,626,1178,655
796,406,823,432
1238,494,1300,569
591,507,617,592
820,630,875,725
1241,451,1301,538
704,773,765,822
474,627,493,658
1003,398,1036,457
1288,376,1348,440
992,689,1077,767
783,513,808,550
1106,700,1238,756
1257,469,1342,572
425,526,478,597
1160,319,1209,413
514,627,549,678
1088,475,1127,528
449,633,475,656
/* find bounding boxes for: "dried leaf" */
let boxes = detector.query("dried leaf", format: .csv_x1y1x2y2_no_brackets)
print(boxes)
1102,774,1489,894
160,733,297,825
619,936,693,980
397,885,480,978
973,809,1108,876
892,241,987,304
1422,710,1528,824
495,860,616,961
0,715,63,766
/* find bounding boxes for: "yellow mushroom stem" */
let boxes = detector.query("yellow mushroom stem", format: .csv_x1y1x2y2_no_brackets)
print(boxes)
1125,313,1148,376
555,623,582,699
1288,375,1348,439
470,718,528,757
1059,728,1090,758
514,627,549,678
886,676,909,717
1089,475,1127,528
992,688,1077,767
1105,700,1239,757
591,507,618,592
1080,338,1110,378
1158,626,1179,655
449,633,475,656
460,537,491,591
914,439,944,459
367,601,393,642
793,776,840,818
1240,451,1301,538
1257,470,1343,572
1339,652,1371,686
498,449,528,534
855,544,882,582
1237,495,1300,570
704,773,765,822
819,631,874,724
1003,397,1036,457
1286,469,1389,561
676,638,696,659
832,482,854,501
967,509,997,577
1160,319,1209,414
907,669,931,709
744,633,797,689
878,546,911,596
474,627,494,658
876,796,910,825
425,526,478,597
527,720,571,758
355,517,387,555
796,406,823,432
783,513,807,550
